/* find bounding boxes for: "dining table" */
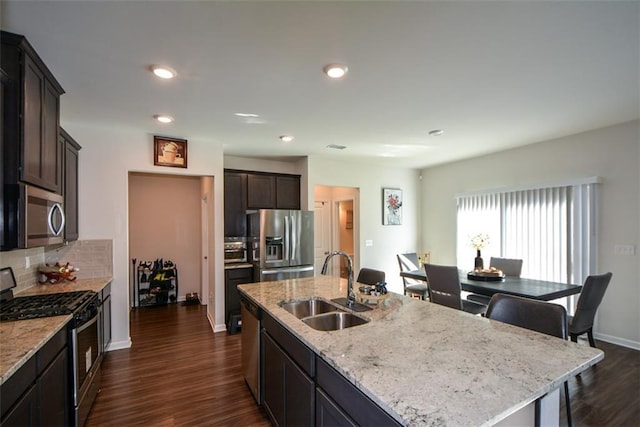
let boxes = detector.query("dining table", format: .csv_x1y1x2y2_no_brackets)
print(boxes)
399,269,582,301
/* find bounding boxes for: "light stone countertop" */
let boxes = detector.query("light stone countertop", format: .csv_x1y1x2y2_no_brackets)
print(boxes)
0,277,112,385
238,275,604,427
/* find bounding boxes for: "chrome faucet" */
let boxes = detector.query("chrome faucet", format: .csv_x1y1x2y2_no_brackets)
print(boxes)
321,250,356,307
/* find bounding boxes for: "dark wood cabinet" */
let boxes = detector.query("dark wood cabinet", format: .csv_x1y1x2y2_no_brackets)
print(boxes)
1,31,65,193
247,173,277,209
224,169,301,238
276,175,301,210
225,266,252,331
262,331,314,427
0,327,69,427
61,128,81,242
100,282,112,352
224,171,247,238
316,387,357,427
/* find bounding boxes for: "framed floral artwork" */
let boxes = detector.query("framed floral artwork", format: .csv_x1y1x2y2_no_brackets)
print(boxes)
383,188,403,225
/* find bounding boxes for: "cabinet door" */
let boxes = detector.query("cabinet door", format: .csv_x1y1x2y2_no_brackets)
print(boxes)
276,175,301,210
1,383,38,427
262,331,314,427
225,267,252,328
247,174,276,209
38,349,69,426
62,130,80,241
262,332,285,426
224,172,247,237
21,54,61,193
103,294,112,351
316,387,357,427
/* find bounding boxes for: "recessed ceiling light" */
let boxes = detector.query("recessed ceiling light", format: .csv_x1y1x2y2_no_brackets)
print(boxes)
235,113,260,118
323,64,348,79
150,65,177,79
428,129,444,136
279,135,294,142
153,114,174,124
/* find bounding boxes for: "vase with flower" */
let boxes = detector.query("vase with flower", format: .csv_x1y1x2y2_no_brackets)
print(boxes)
470,234,490,271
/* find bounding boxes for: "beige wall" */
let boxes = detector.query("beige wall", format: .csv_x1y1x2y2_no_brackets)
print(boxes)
129,173,202,301
420,120,640,349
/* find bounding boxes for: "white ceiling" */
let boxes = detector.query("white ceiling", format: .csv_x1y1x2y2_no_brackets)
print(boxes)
2,1,638,169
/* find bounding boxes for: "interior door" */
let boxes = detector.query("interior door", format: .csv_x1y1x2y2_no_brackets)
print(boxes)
314,201,331,275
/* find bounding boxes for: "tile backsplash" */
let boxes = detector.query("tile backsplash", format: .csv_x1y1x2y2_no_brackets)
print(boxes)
0,240,113,293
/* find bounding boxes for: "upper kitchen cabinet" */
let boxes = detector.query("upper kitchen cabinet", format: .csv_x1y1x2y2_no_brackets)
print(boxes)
247,173,277,209
246,172,301,210
1,30,65,193
61,128,81,242
224,171,248,238
275,175,301,210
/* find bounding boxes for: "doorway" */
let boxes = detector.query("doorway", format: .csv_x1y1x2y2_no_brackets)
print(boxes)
128,172,213,308
313,185,359,277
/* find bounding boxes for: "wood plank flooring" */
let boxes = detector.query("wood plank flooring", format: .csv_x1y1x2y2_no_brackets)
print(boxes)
86,304,639,426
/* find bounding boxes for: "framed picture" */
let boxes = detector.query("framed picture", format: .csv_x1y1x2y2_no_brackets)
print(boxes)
154,136,187,168
383,188,403,225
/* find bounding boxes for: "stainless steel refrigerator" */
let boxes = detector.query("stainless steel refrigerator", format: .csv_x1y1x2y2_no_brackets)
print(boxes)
248,209,314,281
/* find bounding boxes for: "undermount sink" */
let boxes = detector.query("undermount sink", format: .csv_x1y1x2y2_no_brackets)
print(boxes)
280,299,340,319
302,312,370,331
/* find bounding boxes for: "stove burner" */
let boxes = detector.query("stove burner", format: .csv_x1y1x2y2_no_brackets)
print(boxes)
0,291,96,321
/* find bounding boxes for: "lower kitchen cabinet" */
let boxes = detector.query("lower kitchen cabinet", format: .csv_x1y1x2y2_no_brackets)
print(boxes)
100,282,112,352
225,266,252,331
258,311,401,427
0,327,69,427
262,331,314,427
315,387,356,427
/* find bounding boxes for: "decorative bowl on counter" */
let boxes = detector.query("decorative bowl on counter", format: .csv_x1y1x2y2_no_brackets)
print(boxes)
38,262,78,284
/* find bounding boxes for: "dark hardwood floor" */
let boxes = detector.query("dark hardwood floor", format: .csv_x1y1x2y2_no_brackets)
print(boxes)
86,304,639,426
85,304,270,427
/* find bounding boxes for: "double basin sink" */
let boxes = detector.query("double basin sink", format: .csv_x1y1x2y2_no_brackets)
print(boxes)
280,298,370,331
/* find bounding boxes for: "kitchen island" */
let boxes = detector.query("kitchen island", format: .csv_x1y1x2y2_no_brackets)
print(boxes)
238,275,603,426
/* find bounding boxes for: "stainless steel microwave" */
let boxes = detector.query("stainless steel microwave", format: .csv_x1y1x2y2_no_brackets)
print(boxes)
2,183,65,250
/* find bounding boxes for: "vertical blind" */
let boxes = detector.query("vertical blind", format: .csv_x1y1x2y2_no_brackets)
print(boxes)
456,180,599,307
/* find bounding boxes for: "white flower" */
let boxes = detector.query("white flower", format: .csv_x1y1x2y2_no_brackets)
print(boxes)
470,233,490,250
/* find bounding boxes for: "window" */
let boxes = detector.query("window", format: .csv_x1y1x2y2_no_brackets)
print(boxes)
456,178,600,307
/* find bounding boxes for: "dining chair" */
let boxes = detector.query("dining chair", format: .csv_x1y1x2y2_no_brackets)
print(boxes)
396,253,429,300
423,263,486,315
485,293,572,426
356,268,385,286
569,272,612,348
467,257,523,305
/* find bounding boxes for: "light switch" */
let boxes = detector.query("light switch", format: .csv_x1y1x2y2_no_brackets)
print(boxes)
365,240,373,247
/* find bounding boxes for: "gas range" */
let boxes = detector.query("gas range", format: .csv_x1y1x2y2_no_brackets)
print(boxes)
0,290,98,322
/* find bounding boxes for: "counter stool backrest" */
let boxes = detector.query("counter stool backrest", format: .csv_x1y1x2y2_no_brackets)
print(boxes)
356,268,385,285
485,293,567,339
423,264,461,310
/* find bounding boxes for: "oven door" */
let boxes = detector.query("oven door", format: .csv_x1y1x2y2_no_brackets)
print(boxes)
72,306,102,426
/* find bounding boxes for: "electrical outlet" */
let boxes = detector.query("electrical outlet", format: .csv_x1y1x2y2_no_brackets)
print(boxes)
25,257,30,268
365,240,373,247
614,244,636,256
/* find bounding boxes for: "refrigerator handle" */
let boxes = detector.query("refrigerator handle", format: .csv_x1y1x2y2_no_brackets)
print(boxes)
290,214,296,260
284,215,290,261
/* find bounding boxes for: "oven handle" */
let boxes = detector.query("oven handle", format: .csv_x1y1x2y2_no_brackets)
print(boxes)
75,311,99,333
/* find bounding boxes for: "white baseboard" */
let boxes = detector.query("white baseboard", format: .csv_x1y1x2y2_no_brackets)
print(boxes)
207,310,227,333
105,338,132,352
594,332,640,351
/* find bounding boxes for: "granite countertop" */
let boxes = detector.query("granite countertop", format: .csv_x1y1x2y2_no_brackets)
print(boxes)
0,277,112,386
238,276,604,427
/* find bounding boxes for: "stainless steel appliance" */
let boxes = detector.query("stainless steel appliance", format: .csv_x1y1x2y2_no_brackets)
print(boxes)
0,267,101,427
240,294,261,403
2,183,66,250
248,209,314,281
224,241,247,264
